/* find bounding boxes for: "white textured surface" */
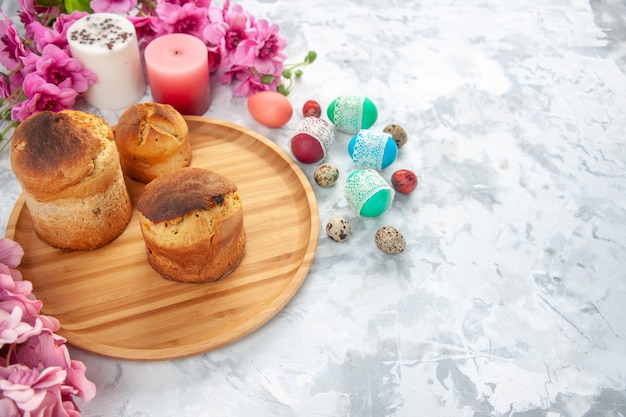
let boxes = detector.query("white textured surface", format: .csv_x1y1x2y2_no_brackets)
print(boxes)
1,0,626,415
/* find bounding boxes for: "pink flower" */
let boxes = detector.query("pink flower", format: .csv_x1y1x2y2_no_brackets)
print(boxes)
153,2,208,38
28,21,67,52
0,364,68,416
14,330,67,370
0,76,10,100
64,359,95,406
207,49,221,73
233,19,286,76
11,73,78,122
0,262,95,415
0,264,44,334
0,71,25,100
0,239,24,269
0,307,43,345
202,6,227,47
0,397,20,417
16,0,62,29
201,2,287,96
22,44,95,93
37,315,60,333
90,0,138,14
203,3,255,69
0,264,24,293
233,71,279,97
51,11,89,47
128,15,159,48
157,0,211,6
0,13,28,71
216,64,246,85
217,63,279,97
0,271,42,323
11,330,96,404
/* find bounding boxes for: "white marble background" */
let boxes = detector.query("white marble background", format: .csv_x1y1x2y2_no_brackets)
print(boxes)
1,0,626,416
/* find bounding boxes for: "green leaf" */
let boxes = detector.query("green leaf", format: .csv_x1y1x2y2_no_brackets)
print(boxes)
63,0,93,13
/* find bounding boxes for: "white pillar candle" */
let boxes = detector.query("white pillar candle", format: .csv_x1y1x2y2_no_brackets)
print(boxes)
67,13,145,110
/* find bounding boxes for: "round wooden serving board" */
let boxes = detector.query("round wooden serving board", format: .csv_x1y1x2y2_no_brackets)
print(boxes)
6,116,319,361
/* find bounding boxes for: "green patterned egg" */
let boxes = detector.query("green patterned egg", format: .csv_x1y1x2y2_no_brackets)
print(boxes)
344,169,394,217
326,96,378,134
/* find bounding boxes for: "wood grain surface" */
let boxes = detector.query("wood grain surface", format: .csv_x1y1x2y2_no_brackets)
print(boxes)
6,116,319,361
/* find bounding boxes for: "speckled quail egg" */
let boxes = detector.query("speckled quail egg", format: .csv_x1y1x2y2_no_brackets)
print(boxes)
375,226,406,254
326,216,351,242
383,124,408,148
314,163,339,187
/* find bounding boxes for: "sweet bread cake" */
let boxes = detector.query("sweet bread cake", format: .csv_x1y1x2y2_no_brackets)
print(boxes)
114,102,191,183
10,110,132,250
136,167,246,283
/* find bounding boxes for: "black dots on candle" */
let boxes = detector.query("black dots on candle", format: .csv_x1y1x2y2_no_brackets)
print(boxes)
69,15,134,50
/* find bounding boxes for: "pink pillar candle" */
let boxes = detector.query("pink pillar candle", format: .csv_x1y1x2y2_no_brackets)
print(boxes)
67,13,145,110
144,34,211,115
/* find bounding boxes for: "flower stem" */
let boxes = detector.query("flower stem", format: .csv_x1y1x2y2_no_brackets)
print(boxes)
278,50,317,96
4,343,16,366
0,121,18,152
0,98,18,152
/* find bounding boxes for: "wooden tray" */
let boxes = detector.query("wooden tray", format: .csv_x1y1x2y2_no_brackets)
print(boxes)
6,116,319,361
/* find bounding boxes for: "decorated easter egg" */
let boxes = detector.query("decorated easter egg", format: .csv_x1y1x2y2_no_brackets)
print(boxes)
247,91,293,128
327,96,378,134
348,130,398,170
290,117,335,164
302,100,322,118
391,169,417,194
344,169,394,217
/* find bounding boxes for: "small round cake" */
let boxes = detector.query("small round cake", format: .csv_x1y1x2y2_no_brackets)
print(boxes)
10,110,132,251
136,167,246,283
114,102,191,183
